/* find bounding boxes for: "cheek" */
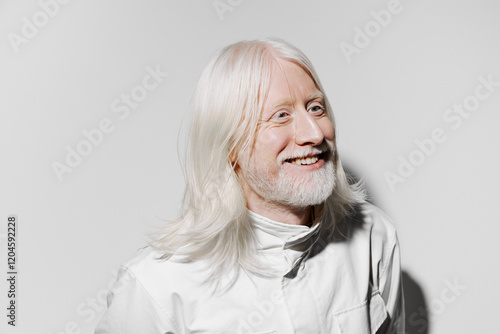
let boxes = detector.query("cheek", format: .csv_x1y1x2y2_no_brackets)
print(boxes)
320,119,335,142
254,128,290,159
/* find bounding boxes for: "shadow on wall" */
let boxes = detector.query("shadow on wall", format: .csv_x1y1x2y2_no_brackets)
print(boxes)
342,164,429,333
402,271,429,334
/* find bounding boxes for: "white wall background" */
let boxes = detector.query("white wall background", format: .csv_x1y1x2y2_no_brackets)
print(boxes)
1,0,499,333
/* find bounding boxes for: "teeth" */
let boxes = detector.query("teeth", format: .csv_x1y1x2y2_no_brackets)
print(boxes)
290,156,319,165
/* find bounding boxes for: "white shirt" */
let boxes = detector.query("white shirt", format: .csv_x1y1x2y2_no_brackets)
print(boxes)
95,202,404,333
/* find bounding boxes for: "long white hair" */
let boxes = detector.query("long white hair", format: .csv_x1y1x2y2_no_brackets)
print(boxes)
151,38,365,282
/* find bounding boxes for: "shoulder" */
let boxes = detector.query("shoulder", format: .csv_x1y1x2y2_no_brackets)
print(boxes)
120,246,206,296
97,247,208,332
332,202,400,277
96,247,191,333
347,201,399,246
355,202,401,283
121,246,166,277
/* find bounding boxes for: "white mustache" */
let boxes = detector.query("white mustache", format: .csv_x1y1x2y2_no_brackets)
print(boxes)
278,142,334,164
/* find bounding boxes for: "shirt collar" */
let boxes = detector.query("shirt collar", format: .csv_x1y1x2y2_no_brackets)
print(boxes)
248,210,319,243
248,210,322,276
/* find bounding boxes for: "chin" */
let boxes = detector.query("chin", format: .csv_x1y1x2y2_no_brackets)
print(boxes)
244,159,336,209
279,163,335,208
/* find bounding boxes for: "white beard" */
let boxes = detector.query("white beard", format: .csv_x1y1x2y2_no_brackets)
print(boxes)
240,150,336,209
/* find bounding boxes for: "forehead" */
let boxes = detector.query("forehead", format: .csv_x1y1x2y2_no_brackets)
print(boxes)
264,59,322,112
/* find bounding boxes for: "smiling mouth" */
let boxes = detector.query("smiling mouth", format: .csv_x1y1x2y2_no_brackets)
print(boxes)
285,153,324,166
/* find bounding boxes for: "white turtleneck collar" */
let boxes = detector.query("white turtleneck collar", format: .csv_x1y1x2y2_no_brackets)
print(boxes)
247,210,322,277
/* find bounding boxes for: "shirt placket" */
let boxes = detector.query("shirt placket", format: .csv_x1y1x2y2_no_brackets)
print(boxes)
280,228,325,334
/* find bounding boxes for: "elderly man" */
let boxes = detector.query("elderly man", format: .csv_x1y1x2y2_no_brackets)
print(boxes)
96,38,404,333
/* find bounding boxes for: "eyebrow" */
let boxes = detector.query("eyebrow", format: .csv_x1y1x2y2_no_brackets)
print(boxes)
269,91,325,111
306,91,325,104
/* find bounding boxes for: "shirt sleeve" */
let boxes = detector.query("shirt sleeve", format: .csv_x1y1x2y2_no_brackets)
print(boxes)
95,266,182,334
379,231,405,334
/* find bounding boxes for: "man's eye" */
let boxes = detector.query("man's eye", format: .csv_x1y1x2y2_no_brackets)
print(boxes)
272,110,290,120
308,104,325,115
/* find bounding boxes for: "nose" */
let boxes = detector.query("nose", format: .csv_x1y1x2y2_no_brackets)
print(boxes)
294,110,325,146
